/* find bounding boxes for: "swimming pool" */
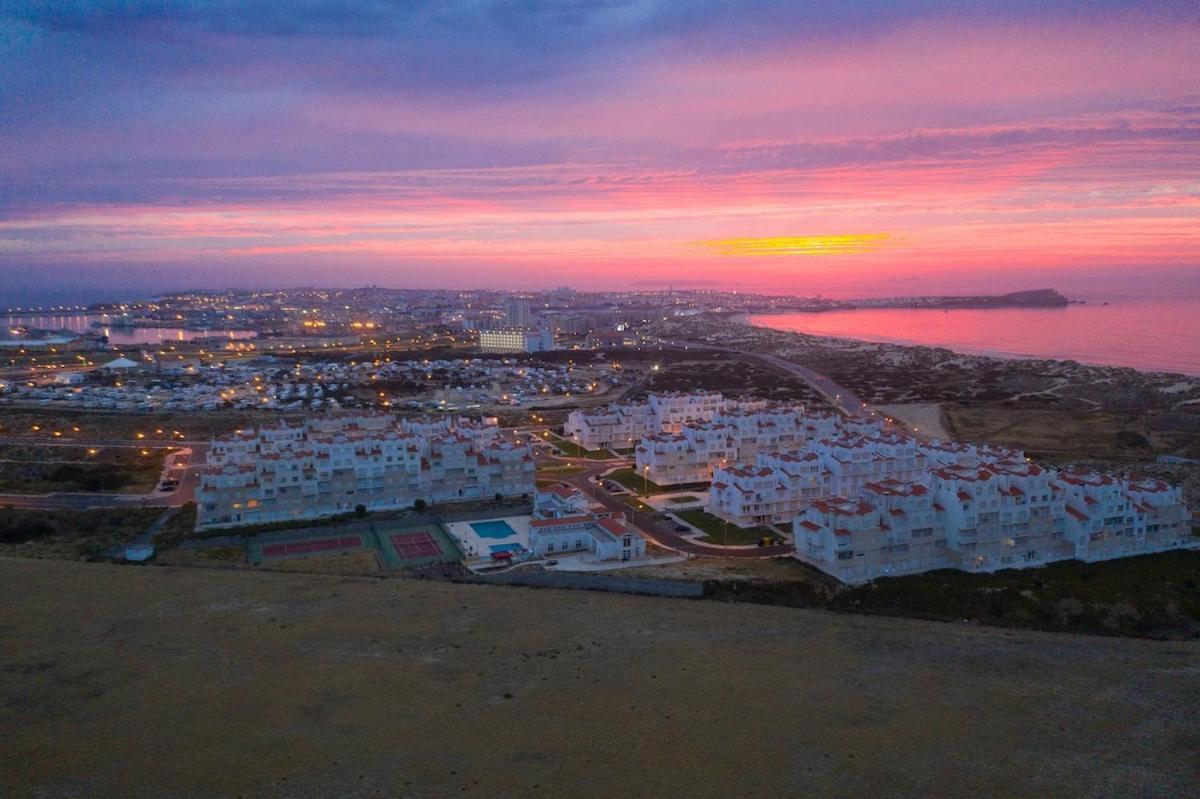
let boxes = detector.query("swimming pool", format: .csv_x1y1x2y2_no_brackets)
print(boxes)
470,520,518,539
489,542,523,553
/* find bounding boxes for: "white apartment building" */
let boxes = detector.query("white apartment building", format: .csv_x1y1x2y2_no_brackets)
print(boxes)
1058,471,1194,561
707,432,923,526
564,401,657,451
709,448,832,526
647,391,726,432
567,392,798,453
795,481,951,583
811,433,928,498
711,403,807,460
928,461,1069,573
794,462,1195,584
478,327,555,353
635,422,737,486
197,415,535,530
635,402,822,488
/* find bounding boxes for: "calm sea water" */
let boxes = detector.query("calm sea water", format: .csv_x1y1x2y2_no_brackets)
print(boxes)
2,312,255,346
748,298,1200,376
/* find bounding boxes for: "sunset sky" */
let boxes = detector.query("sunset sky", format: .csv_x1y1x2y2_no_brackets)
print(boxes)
1,1,1198,303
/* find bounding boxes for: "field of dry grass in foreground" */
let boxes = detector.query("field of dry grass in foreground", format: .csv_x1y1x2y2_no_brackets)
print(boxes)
2,558,1197,799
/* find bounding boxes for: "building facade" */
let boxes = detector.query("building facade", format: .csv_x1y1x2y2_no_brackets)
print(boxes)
477,328,555,353
197,414,535,530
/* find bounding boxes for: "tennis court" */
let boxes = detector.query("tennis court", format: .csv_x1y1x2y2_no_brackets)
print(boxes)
375,522,462,569
389,530,445,560
260,535,364,559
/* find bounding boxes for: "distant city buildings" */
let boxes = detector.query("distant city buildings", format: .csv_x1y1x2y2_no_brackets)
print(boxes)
504,298,531,328
477,327,555,353
197,413,535,530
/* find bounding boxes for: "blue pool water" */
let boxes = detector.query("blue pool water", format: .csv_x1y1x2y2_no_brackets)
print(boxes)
489,543,523,553
470,520,518,539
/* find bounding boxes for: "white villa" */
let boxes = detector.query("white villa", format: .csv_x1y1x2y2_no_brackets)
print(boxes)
527,486,646,562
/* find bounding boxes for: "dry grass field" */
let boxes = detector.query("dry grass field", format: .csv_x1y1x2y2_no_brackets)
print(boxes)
2,558,1197,799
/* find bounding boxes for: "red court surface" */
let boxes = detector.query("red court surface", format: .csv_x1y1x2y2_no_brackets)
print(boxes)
390,531,444,560
262,535,363,558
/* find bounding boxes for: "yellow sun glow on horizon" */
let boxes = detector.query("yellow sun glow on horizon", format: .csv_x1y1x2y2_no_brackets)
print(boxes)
704,234,890,256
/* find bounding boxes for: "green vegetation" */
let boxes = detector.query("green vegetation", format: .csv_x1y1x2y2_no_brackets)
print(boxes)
606,467,708,495
828,550,1200,638
675,509,776,546
943,405,1167,462
618,495,654,514
0,506,165,559
0,444,170,494
633,353,827,406
0,407,277,443
154,502,198,547
536,464,585,477
703,549,1200,640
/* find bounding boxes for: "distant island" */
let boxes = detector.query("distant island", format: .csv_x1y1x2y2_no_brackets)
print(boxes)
850,288,1069,309
742,288,1070,313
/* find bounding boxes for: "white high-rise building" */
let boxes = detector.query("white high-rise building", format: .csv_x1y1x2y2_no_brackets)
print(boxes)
505,298,531,328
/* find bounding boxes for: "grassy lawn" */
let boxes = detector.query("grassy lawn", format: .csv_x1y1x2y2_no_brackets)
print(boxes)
606,468,709,496
675,509,777,546
618,495,655,514
0,443,170,494
544,434,614,460
536,464,586,477
0,506,166,559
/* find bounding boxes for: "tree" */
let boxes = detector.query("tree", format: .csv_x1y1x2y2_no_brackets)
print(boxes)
494,492,504,504
412,498,428,513
354,504,367,518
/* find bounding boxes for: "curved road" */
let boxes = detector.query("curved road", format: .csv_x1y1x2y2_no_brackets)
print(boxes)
663,339,867,416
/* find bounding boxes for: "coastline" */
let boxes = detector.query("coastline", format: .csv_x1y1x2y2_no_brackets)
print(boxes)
739,307,1200,378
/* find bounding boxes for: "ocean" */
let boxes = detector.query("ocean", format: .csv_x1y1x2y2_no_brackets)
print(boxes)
747,297,1200,376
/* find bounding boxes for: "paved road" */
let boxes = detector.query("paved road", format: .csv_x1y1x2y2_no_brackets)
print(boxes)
664,339,867,416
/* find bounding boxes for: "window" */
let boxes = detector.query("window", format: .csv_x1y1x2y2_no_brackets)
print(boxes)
836,550,853,561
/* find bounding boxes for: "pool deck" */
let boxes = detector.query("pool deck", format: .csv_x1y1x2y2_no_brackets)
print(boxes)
445,514,535,562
